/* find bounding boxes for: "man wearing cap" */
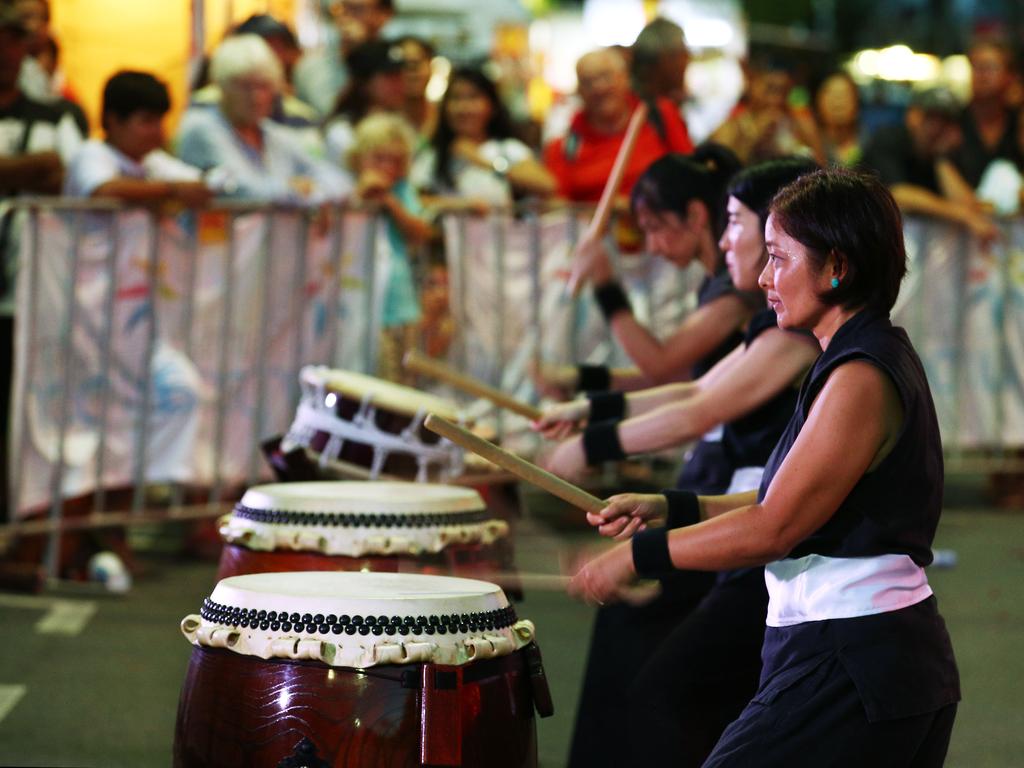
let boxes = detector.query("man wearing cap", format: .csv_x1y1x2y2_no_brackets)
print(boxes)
0,5,84,519
860,86,997,243
293,0,395,118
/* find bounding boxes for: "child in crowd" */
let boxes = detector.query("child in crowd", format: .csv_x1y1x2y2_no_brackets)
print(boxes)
348,112,433,383
63,70,210,205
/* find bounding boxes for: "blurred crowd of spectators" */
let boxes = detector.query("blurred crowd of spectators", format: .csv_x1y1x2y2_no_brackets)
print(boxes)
4,1,1024,229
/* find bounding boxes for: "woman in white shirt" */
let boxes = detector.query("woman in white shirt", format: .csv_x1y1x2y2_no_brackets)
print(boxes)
411,67,555,211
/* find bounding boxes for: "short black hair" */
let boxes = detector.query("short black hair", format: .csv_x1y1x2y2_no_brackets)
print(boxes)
768,167,907,314
102,70,170,122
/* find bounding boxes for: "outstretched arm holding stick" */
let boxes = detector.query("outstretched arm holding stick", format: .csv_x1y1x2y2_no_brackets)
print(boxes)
565,101,649,297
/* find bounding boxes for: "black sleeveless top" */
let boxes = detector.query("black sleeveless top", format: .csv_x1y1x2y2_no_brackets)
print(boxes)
757,309,943,566
753,310,958,721
721,308,810,470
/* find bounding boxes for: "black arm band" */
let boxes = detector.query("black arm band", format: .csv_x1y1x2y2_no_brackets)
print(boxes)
587,391,626,422
632,527,674,579
582,421,626,466
577,364,611,392
663,490,700,529
593,281,632,322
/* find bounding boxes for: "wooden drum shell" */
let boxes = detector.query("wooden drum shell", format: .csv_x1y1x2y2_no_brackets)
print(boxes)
173,644,539,768
215,541,521,599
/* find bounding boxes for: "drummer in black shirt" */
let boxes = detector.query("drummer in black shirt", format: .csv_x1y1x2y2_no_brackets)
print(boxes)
572,167,959,766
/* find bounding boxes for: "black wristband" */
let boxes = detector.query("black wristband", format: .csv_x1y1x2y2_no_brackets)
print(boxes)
587,391,626,422
632,527,674,579
582,421,626,466
577,364,611,392
593,281,632,322
663,490,700,529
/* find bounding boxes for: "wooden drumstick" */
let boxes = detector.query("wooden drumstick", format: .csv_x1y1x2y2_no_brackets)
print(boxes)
423,414,605,514
404,350,543,422
566,101,649,297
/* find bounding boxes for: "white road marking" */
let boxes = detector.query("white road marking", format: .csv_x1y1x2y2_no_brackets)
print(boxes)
35,600,97,635
0,685,27,724
0,593,98,635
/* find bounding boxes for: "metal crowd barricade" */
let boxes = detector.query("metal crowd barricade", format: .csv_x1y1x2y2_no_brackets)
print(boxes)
4,198,1024,586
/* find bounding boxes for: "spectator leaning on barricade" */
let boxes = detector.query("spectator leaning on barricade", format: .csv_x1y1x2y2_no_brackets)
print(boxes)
64,71,211,206
190,14,325,163
955,38,1022,190
544,47,694,205
324,38,407,171
293,0,394,118
411,66,556,213
712,53,825,166
176,34,351,203
348,112,433,384
814,71,863,167
0,4,84,519
859,86,998,245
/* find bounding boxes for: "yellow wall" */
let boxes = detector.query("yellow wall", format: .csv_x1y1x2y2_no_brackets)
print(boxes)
50,1,299,137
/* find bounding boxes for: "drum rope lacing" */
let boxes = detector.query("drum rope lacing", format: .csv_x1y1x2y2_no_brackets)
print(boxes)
199,597,519,639
231,503,493,528
283,377,465,481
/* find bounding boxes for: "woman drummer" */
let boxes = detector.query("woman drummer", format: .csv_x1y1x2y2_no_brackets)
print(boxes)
571,168,959,765
536,143,759,398
540,157,821,767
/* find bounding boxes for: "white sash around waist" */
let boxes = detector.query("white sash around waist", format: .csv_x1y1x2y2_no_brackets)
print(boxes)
765,553,933,628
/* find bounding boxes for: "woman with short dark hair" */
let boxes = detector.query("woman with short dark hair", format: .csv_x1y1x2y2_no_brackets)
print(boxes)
571,167,959,766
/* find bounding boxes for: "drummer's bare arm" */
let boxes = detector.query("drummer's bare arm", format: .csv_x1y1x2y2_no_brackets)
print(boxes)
569,364,902,601
621,341,747,417
609,294,753,385
590,490,758,540
619,329,817,453
659,362,901,568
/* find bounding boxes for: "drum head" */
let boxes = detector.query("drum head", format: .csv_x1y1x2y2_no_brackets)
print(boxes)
181,571,534,668
221,482,508,556
239,481,485,514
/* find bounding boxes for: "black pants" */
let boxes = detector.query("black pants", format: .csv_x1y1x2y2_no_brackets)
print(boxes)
567,569,716,768
627,569,767,767
704,652,956,767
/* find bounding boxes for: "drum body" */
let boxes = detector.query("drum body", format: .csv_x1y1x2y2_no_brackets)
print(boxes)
215,482,518,596
282,365,465,482
174,572,550,768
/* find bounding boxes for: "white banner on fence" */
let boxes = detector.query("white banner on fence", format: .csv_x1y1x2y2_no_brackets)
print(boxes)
11,207,1024,516
11,208,385,517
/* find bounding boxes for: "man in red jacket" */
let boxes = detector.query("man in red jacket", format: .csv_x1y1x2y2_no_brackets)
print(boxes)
544,47,693,205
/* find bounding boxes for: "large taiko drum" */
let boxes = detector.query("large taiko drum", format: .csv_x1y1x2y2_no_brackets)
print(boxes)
174,571,552,767
216,482,519,596
281,365,466,482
